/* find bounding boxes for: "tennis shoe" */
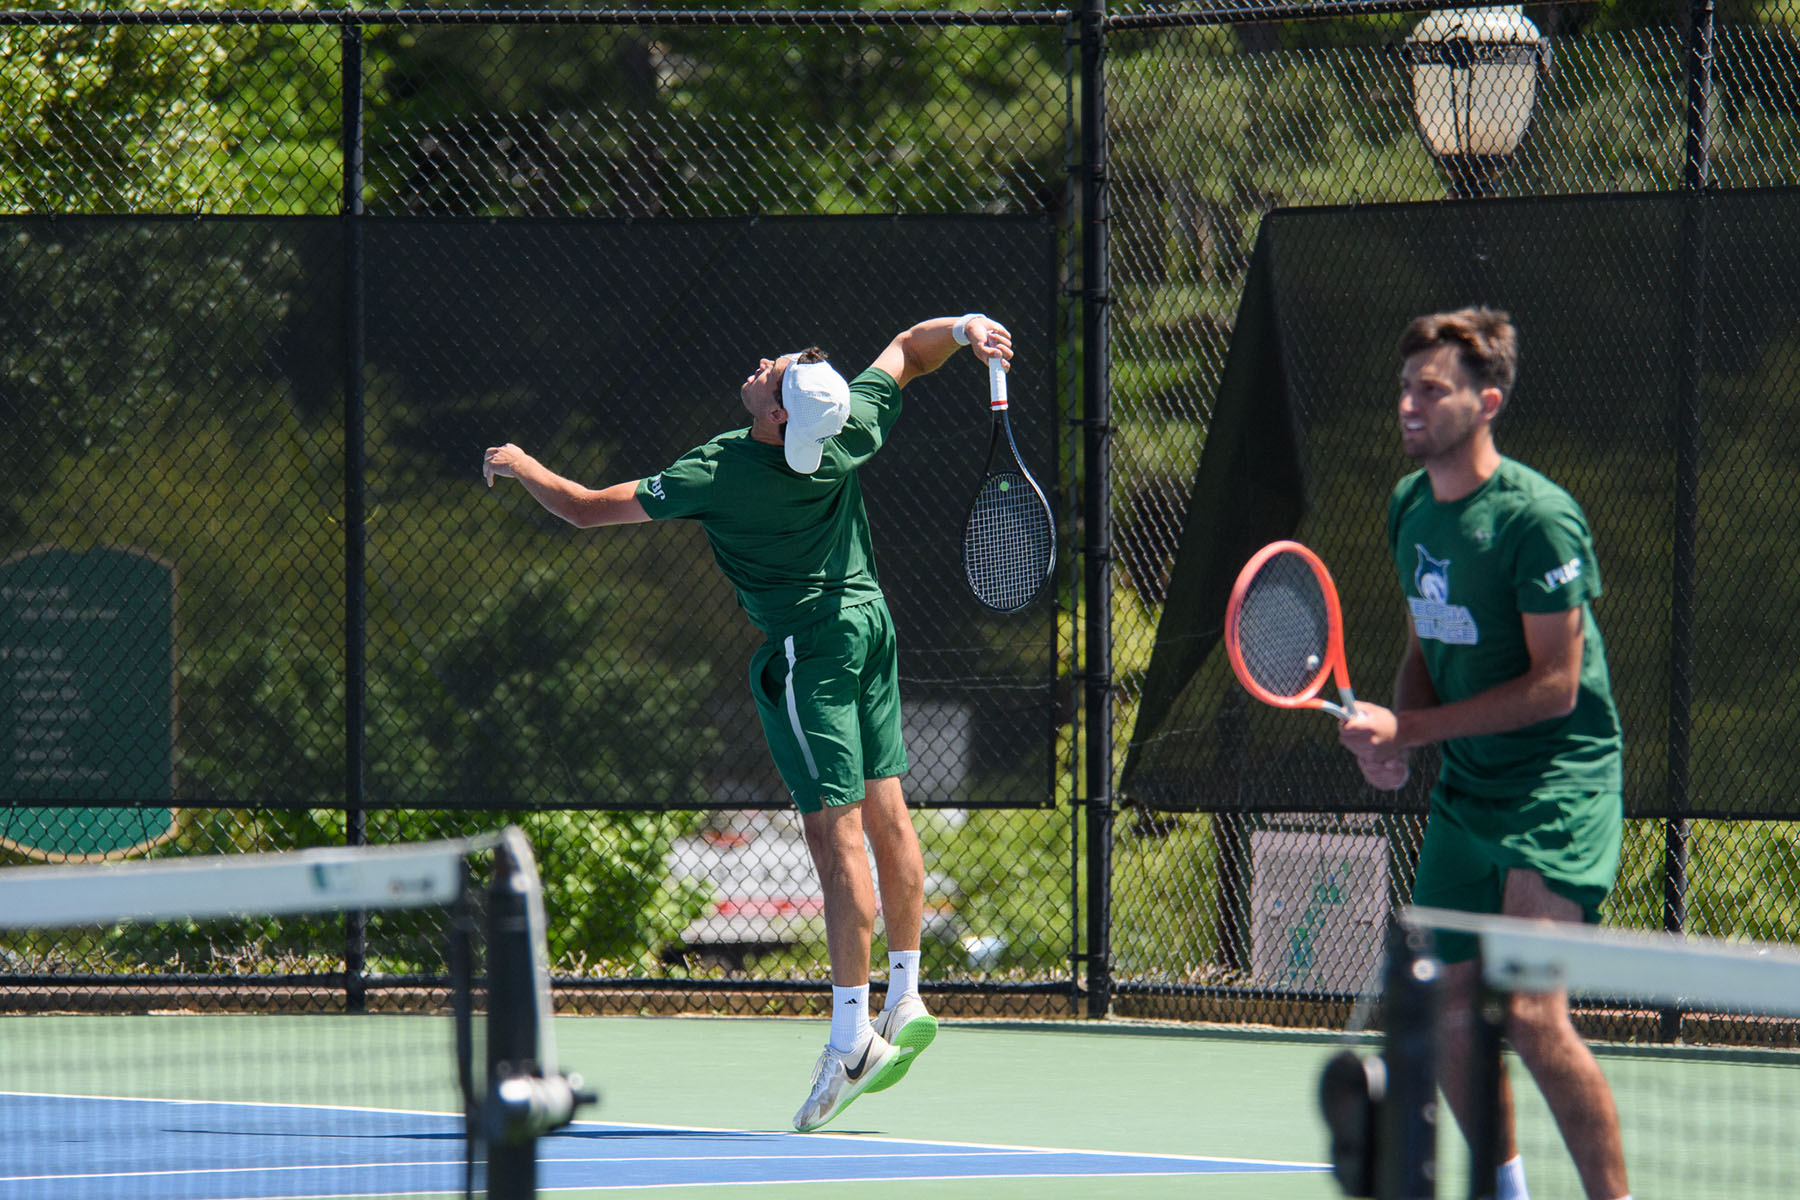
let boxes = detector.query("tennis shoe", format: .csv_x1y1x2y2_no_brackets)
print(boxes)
792,1033,902,1132
868,993,938,1092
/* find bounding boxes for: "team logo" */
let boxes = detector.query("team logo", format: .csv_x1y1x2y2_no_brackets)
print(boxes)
1414,545,1451,602
1409,544,1478,645
646,474,666,500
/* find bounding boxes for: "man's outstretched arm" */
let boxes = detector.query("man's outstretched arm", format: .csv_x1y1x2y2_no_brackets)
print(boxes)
870,314,1012,389
483,443,649,528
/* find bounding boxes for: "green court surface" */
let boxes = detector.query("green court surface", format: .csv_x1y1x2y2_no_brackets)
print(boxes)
554,1016,1800,1199
9,1012,1796,1197
558,1017,1344,1199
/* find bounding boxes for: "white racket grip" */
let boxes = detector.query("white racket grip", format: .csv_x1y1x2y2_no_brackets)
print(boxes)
1321,684,1357,722
988,355,1008,411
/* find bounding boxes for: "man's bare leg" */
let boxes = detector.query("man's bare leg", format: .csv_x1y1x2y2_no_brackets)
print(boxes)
861,775,923,953
802,802,875,987
1437,957,1521,1166
1502,870,1629,1200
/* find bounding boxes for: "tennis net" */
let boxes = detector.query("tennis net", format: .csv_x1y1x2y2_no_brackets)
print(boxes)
1323,909,1800,1200
0,826,590,1200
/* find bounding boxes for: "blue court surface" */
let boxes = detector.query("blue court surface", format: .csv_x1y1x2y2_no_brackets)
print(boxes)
3,1092,1326,1197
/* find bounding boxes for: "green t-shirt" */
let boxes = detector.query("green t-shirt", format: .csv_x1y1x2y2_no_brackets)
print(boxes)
634,366,902,635
1387,457,1623,797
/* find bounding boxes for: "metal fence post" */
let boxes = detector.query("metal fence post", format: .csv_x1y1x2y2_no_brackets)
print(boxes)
342,18,369,1013
1081,0,1114,1018
1662,0,1713,1040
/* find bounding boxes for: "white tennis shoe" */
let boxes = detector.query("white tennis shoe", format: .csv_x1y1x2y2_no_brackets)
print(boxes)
792,1033,902,1132
868,993,938,1092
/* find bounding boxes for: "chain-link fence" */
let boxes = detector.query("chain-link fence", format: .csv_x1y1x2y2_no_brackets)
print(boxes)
4,1,1799,1034
1104,0,1800,1036
1,7,1081,1020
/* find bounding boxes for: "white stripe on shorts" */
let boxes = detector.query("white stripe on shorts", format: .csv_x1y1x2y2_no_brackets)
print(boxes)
783,635,820,780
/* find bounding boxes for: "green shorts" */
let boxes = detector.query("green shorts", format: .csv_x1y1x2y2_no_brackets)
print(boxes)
749,599,910,814
1413,782,1624,964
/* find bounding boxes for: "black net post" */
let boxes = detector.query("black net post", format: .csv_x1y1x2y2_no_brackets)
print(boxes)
484,838,542,1200
1464,961,1508,1200
1377,917,1438,1200
483,830,594,1199
450,862,482,1199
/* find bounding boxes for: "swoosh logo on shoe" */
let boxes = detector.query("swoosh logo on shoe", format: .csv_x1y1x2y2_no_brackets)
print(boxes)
845,1043,877,1081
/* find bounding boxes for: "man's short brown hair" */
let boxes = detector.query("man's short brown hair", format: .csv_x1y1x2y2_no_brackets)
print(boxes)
1399,307,1519,407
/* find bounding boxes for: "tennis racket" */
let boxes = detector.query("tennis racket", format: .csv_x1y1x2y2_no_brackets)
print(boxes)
961,356,1055,613
1224,540,1358,720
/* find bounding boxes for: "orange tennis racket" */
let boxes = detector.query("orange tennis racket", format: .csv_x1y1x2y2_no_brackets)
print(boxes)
1225,540,1357,720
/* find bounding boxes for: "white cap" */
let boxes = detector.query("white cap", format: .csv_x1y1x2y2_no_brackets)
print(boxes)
779,354,851,474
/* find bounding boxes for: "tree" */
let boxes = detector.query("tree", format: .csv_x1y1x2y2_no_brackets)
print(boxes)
179,569,716,967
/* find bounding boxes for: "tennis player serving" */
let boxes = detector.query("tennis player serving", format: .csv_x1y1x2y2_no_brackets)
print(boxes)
1338,308,1630,1200
484,313,1012,1132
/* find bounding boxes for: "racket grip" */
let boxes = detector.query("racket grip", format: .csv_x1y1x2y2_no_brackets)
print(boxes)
988,355,1008,411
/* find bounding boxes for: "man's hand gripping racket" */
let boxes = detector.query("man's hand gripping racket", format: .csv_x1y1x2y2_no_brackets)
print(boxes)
1224,540,1358,719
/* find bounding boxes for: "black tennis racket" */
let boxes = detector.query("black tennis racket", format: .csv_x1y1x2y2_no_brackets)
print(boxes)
961,357,1055,613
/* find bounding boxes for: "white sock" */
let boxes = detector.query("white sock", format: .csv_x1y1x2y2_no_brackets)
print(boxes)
887,950,922,1003
1495,1155,1529,1200
829,984,872,1053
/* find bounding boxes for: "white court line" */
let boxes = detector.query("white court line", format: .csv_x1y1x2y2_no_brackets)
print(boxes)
533,1170,1301,1193
546,1151,1145,1163
552,1116,1326,1170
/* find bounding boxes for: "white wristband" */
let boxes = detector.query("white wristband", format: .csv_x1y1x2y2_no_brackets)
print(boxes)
951,313,985,346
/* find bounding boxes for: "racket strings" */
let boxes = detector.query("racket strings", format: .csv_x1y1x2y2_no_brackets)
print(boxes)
964,472,1054,612
1232,553,1332,699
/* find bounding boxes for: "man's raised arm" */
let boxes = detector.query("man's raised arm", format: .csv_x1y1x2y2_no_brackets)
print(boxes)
870,314,1013,389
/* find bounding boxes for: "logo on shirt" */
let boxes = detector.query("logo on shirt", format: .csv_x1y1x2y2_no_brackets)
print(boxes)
1537,557,1583,592
1414,545,1450,602
645,474,665,501
1409,544,1478,645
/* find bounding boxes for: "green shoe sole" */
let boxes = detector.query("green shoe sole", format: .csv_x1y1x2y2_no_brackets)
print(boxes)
867,1014,937,1093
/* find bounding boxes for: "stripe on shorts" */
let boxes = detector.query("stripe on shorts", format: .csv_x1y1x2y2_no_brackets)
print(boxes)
783,635,820,779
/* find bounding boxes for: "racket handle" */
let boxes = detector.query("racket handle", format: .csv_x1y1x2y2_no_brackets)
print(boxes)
1321,685,1359,722
988,355,1008,411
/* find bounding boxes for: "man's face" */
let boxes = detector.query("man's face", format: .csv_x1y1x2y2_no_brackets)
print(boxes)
740,355,792,425
1398,343,1492,463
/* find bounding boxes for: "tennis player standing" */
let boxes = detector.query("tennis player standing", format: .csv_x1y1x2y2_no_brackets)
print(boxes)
1337,308,1632,1200
483,314,1012,1132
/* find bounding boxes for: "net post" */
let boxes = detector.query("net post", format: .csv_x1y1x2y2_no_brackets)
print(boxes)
1464,954,1508,1200
481,827,596,1200
1377,915,1439,1200
449,856,481,1199
484,833,542,1200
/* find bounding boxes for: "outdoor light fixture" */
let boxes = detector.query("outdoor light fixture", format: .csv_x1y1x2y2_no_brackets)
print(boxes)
1406,6,1547,197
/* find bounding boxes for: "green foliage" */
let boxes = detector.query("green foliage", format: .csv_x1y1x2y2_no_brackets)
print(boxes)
1108,813,1228,982
0,224,305,521
933,808,1072,976
173,569,717,967
1,7,248,211
357,17,1062,216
